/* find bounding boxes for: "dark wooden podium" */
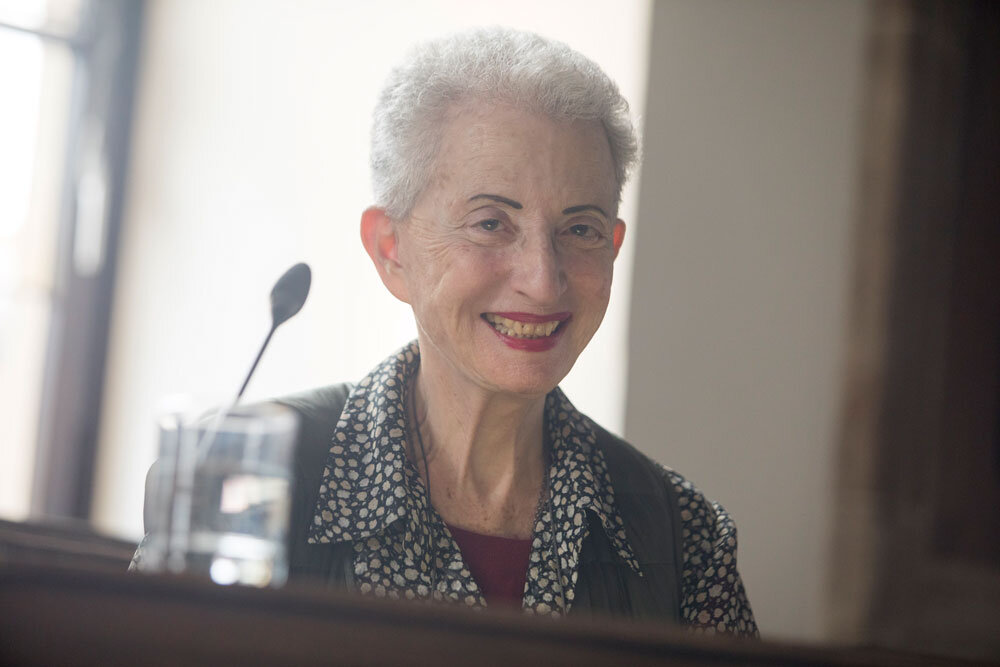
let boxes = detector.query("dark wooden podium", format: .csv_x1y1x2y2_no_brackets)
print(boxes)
0,518,984,666
0,564,978,667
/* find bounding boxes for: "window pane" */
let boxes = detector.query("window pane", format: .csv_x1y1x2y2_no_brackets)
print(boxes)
0,0,86,39
0,29,74,520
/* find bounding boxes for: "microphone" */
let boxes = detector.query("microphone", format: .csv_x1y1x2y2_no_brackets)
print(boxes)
269,262,312,328
235,262,312,401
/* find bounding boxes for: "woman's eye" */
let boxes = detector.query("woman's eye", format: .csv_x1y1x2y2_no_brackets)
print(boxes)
569,223,598,239
478,218,501,231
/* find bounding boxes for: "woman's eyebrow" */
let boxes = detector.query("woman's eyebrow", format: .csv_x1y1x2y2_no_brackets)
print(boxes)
563,204,608,217
467,194,523,209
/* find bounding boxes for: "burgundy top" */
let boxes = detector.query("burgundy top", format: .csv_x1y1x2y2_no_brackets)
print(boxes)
446,523,533,607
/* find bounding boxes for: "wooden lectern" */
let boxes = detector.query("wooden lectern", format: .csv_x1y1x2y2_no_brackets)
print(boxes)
0,563,984,667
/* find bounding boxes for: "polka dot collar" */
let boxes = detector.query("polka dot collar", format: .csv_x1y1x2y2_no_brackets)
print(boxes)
306,341,641,612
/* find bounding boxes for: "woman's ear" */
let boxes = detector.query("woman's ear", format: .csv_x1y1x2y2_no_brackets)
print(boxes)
360,206,410,303
612,219,626,259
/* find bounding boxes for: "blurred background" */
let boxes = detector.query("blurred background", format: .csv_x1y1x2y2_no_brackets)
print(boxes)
1,0,997,657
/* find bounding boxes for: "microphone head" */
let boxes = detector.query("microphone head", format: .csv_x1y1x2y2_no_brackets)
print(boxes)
270,262,311,328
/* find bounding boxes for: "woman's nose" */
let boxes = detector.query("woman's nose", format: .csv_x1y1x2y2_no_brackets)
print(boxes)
511,233,566,305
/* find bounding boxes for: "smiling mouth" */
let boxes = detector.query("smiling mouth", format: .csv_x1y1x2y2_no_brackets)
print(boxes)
483,313,568,339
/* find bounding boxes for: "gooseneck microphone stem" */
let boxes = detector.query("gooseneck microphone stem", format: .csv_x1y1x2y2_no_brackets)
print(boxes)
236,324,276,402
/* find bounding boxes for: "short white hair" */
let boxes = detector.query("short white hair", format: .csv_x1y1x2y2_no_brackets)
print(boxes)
370,27,639,220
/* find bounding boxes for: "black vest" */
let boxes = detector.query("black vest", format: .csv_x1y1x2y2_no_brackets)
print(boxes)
278,384,684,621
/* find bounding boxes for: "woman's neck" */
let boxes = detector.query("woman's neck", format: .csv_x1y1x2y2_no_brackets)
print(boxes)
410,345,548,538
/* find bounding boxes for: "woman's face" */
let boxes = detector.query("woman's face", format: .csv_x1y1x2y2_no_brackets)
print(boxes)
395,103,625,398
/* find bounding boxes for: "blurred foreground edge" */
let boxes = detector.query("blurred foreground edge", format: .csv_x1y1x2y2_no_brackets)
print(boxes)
0,562,988,667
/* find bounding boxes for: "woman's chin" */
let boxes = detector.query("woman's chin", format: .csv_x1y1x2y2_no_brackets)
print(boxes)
475,328,582,391
420,325,580,397
478,350,576,397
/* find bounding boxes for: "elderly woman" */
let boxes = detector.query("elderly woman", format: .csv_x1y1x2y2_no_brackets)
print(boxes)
122,25,755,634
270,28,757,635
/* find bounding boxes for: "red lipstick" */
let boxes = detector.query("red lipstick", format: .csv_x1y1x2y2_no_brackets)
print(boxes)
482,312,572,352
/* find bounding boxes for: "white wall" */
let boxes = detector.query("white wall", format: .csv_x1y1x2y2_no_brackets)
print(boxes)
626,0,867,641
92,0,651,540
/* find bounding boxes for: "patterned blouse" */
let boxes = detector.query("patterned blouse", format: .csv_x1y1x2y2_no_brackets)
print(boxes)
305,342,758,636
132,342,757,636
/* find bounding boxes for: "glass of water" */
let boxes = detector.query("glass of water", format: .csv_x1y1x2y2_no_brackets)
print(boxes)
140,402,298,588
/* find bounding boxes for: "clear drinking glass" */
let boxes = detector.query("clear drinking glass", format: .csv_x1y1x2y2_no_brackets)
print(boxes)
139,402,298,588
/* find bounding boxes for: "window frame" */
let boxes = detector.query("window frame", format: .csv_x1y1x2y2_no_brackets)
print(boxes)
0,0,147,520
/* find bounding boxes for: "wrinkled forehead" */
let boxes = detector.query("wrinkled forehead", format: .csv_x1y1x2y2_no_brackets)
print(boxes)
425,102,619,213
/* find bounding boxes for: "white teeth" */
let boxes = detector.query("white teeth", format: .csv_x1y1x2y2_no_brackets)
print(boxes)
485,314,563,339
